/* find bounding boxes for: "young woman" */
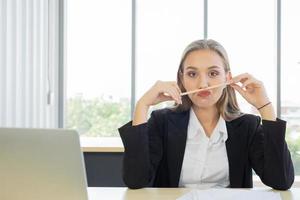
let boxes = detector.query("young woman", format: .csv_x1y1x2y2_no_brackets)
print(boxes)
118,39,294,190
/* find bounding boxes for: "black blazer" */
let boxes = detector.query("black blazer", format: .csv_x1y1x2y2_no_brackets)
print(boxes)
118,108,294,190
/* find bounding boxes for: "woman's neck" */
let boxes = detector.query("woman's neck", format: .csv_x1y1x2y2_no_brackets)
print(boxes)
192,105,219,137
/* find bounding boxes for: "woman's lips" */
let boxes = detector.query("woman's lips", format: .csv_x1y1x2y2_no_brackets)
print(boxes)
197,90,211,97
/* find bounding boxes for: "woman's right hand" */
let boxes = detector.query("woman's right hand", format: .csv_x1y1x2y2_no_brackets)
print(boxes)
132,81,182,126
139,81,182,107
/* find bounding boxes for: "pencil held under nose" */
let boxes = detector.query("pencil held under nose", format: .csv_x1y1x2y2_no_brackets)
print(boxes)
180,81,232,96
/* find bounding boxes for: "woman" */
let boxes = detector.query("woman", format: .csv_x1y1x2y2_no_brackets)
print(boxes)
118,39,294,190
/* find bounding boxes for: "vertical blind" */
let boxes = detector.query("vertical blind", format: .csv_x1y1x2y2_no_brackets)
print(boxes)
0,0,59,128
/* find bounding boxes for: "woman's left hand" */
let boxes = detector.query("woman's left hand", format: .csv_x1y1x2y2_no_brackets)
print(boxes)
230,73,270,109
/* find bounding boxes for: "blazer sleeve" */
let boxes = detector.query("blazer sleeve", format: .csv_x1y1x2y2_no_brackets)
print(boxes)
249,117,294,190
118,111,164,189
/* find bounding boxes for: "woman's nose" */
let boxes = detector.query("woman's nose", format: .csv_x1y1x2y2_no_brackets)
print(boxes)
198,76,209,89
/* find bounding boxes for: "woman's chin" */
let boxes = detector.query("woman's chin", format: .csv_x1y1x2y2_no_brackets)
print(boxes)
191,100,216,109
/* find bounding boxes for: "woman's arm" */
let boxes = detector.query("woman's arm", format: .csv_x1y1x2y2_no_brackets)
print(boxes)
133,81,182,126
257,102,276,121
231,73,294,189
119,81,182,188
249,116,294,190
119,111,163,189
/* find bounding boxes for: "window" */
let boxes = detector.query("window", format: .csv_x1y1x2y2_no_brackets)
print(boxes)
66,0,204,137
282,0,300,175
208,0,277,114
136,0,204,103
66,0,131,137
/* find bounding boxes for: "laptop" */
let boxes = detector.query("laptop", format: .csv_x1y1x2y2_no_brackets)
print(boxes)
0,128,88,200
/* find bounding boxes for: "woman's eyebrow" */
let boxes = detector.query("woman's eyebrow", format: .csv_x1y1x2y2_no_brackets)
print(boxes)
208,65,222,70
185,65,222,70
185,66,198,70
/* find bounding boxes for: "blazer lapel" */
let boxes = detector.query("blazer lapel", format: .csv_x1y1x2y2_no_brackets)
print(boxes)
225,119,247,187
166,110,190,187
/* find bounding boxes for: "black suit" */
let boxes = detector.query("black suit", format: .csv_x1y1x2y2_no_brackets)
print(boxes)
118,108,294,190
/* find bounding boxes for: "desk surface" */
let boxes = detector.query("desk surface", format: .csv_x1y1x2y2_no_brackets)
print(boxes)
87,187,300,200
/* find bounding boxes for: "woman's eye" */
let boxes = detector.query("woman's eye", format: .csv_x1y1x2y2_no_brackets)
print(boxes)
209,70,219,77
187,71,197,78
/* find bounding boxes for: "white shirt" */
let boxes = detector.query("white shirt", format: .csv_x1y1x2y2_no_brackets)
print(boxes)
178,108,230,189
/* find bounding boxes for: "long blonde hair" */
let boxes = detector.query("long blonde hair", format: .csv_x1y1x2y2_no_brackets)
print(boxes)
175,39,242,121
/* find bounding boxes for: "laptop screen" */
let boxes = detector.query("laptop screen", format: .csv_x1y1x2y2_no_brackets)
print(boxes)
0,128,88,200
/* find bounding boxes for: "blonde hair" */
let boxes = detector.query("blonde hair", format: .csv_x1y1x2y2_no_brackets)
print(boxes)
175,39,242,121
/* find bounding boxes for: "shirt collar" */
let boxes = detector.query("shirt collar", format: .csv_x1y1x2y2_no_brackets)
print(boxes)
187,108,228,143
210,115,228,144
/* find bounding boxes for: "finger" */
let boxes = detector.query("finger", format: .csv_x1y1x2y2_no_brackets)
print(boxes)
232,73,252,83
242,79,262,89
241,79,254,88
170,85,181,97
159,94,174,102
237,73,252,80
166,89,181,104
174,83,182,94
169,82,182,95
163,82,178,93
170,87,182,104
230,83,247,97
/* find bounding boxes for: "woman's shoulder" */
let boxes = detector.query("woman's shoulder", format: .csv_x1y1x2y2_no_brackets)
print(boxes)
150,107,189,120
151,108,173,115
229,113,261,126
151,107,185,116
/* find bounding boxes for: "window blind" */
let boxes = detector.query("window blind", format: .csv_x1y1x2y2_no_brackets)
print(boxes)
0,0,59,128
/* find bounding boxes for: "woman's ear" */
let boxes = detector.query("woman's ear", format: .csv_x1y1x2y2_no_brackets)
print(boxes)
226,71,232,82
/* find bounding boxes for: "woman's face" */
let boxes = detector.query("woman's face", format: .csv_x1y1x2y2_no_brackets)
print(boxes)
182,49,230,109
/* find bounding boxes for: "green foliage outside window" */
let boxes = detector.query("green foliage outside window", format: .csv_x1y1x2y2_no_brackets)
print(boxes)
66,96,130,137
286,128,300,175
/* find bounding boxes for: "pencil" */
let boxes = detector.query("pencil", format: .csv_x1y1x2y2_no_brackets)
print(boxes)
180,82,232,96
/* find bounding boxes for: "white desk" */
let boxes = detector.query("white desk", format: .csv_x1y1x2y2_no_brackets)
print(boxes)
87,187,300,200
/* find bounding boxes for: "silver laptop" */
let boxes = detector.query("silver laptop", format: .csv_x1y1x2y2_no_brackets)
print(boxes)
0,128,88,200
